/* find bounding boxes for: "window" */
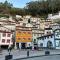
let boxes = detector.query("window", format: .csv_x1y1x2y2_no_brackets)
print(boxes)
23,38,26,40
7,33,11,37
34,39,36,43
23,23,26,26
42,37,44,40
47,32,51,35
28,32,31,34
23,32,26,34
40,38,41,40
40,43,43,47
18,38,21,40
3,33,6,37
7,39,10,43
37,34,39,36
18,31,21,33
51,35,52,38
47,36,49,38
47,32,48,34
2,39,5,43
28,38,31,40
45,37,46,39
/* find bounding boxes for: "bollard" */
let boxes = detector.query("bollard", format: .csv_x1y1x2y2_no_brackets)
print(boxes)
27,51,29,57
45,51,50,55
5,55,13,60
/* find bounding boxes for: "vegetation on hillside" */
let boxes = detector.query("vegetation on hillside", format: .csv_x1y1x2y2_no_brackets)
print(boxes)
0,0,60,18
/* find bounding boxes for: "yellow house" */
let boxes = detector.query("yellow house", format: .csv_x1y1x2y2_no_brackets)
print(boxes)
16,27,32,49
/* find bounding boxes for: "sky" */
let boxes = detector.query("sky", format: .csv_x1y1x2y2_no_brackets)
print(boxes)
0,0,38,8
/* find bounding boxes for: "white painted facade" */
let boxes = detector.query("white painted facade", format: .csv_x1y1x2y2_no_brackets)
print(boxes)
0,31,13,46
0,24,15,48
47,11,60,20
16,15,22,19
3,24,16,31
44,28,53,35
37,34,55,48
54,29,60,49
32,30,44,44
50,24,60,31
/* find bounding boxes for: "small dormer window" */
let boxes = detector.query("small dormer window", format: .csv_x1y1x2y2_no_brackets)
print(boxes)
3,33,6,37
45,37,46,39
34,39,36,43
42,37,44,40
2,39,5,43
47,36,49,38
51,35,52,38
40,43,43,47
7,33,11,37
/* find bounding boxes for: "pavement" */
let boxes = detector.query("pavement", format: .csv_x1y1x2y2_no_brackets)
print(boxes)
18,55,60,60
0,49,60,60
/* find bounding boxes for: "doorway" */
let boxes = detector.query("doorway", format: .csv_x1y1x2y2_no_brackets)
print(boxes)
1,45,8,49
47,41,53,49
16,43,19,49
21,43,26,49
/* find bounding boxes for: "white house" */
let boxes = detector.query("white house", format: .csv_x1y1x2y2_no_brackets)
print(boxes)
44,28,53,35
54,29,60,49
47,11,60,20
50,24,60,31
37,34,55,49
0,24,15,49
0,30,13,48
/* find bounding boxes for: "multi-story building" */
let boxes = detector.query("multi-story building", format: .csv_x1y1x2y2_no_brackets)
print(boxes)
0,16,15,49
37,34,55,49
0,28,13,48
37,28,60,49
54,29,60,49
40,20,53,30
50,23,60,31
47,11,60,20
44,28,53,35
16,26,32,49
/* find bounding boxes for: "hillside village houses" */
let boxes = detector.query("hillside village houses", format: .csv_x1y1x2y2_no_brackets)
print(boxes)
37,28,60,49
16,15,43,49
16,26,32,49
47,11,60,20
37,11,60,49
0,12,60,49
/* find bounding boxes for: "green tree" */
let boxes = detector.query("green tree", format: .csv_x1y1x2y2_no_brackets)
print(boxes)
25,0,60,17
